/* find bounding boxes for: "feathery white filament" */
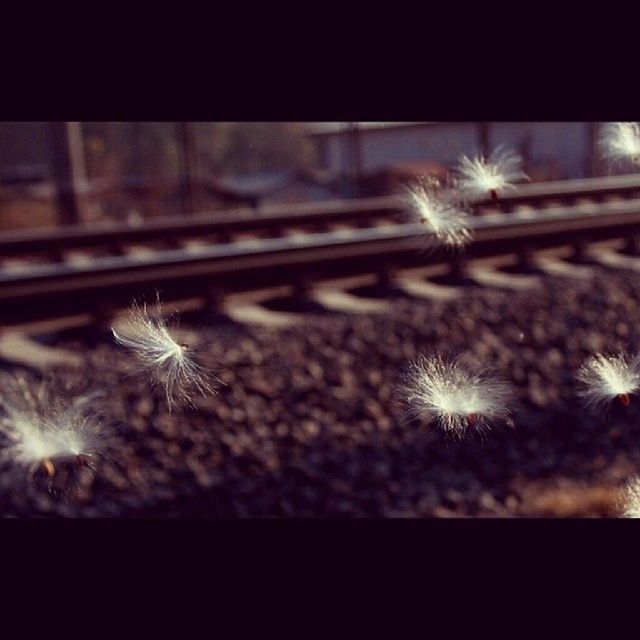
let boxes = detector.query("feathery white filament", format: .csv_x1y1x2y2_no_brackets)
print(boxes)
406,180,472,248
0,379,102,471
403,354,512,436
456,147,528,197
112,300,217,410
599,123,640,165
577,353,640,411
623,478,640,518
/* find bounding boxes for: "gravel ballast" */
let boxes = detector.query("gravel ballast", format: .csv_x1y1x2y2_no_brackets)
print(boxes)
2,262,640,517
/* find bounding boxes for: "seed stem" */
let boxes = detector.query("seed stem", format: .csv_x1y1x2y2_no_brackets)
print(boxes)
619,393,631,407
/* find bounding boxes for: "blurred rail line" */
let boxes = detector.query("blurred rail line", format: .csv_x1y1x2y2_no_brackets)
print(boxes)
3,174,640,258
2,175,640,328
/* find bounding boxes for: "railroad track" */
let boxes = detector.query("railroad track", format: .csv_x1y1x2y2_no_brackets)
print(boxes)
2,174,640,329
3,173,640,259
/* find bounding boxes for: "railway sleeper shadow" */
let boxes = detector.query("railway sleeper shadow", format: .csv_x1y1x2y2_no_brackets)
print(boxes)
257,275,392,316
262,295,333,315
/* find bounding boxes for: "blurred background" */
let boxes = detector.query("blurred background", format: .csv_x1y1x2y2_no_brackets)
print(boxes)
0,122,609,232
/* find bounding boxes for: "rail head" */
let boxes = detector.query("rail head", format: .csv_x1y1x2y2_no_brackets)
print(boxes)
1,199,640,325
3,198,640,295
3,174,640,257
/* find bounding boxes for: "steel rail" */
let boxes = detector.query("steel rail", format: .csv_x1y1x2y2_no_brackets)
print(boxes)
0,196,401,256
1,199,640,324
2,175,640,258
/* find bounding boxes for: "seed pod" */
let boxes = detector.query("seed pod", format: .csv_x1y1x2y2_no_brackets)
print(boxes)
401,353,513,437
456,146,528,199
577,353,640,412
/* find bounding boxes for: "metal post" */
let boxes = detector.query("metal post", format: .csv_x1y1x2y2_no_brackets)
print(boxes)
177,122,197,214
349,122,363,197
49,122,86,225
340,123,352,197
478,122,491,157
586,122,600,177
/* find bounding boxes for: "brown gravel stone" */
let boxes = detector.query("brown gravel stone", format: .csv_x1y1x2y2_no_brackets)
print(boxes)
2,264,640,516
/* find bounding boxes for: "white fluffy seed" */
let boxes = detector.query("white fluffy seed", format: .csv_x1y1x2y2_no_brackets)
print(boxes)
406,178,472,248
456,146,528,199
599,122,640,166
623,477,640,518
112,299,219,411
0,375,104,475
402,354,513,437
577,352,640,412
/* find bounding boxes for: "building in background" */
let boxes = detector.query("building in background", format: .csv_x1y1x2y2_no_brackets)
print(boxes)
0,122,615,231
306,122,600,185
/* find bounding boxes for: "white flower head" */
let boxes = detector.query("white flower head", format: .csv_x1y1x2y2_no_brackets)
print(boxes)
402,354,513,437
0,375,105,480
577,352,640,411
456,146,528,199
623,477,640,518
599,122,640,166
112,298,219,410
406,177,472,248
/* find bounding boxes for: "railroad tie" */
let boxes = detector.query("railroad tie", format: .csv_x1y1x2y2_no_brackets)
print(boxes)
309,288,391,314
220,301,303,327
590,248,640,272
466,265,542,291
393,276,462,301
0,331,83,369
219,287,303,327
535,256,594,280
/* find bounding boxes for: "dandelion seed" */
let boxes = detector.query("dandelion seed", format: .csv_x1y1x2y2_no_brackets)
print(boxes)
406,178,472,248
599,122,640,166
577,352,640,411
402,354,513,437
112,299,218,410
623,477,640,518
0,375,105,482
456,146,528,200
